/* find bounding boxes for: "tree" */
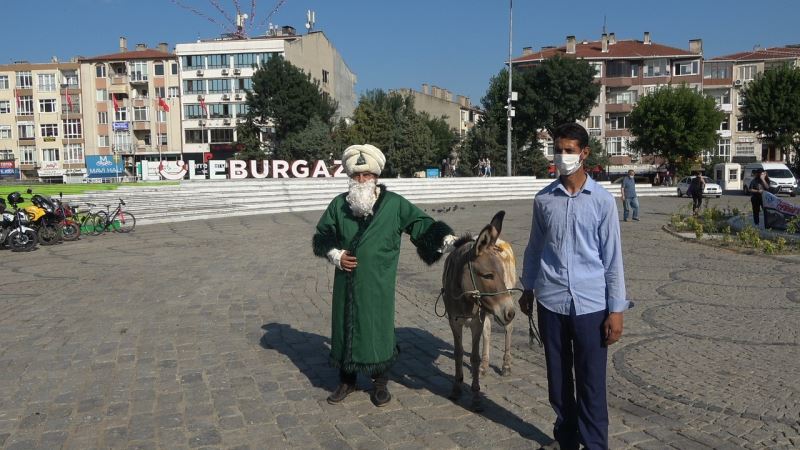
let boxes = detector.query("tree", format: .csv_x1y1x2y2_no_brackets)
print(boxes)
741,64,800,162
243,55,337,146
585,137,610,178
234,119,266,160
629,86,724,175
276,116,338,162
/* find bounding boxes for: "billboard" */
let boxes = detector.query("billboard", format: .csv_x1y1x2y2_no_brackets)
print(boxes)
85,155,125,178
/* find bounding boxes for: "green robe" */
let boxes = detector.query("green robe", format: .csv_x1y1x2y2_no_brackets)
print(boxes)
312,185,452,375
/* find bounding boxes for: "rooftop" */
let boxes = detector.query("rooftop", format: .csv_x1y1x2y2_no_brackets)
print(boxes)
513,39,698,63
80,49,174,62
710,46,800,62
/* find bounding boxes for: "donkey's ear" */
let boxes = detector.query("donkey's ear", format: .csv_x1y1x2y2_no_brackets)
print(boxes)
475,212,504,257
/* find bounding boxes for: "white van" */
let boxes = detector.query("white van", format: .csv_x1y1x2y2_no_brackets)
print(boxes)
742,162,798,197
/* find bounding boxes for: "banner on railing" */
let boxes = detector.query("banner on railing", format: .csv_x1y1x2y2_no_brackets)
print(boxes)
141,159,346,181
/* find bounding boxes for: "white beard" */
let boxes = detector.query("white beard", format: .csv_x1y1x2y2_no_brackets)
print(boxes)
346,179,378,217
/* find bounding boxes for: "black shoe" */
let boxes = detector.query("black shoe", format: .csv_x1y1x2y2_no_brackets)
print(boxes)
370,384,392,407
633,218,640,221
326,383,356,404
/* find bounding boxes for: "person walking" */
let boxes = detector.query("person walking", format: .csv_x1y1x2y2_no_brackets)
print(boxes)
748,169,770,227
519,122,628,450
312,144,456,407
620,170,639,222
690,172,705,215
485,158,492,177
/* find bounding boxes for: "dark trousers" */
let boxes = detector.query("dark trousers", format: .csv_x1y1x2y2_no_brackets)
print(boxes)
751,196,762,225
538,301,609,450
692,194,703,212
339,369,388,386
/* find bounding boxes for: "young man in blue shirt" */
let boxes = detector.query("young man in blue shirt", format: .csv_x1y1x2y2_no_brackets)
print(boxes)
621,169,639,221
520,122,629,450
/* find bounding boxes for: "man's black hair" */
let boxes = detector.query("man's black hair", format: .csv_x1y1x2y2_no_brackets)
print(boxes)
552,122,589,149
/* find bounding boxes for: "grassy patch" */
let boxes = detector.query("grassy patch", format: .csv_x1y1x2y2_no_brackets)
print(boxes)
0,181,177,208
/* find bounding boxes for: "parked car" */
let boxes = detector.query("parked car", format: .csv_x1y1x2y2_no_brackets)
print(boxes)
676,176,722,198
741,162,798,197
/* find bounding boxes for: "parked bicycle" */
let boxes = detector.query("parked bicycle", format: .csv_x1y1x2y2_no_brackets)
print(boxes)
91,199,136,234
75,202,104,236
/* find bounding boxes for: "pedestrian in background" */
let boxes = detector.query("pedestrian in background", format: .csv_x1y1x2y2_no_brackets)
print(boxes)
748,169,770,226
519,122,628,450
689,172,705,215
621,169,639,221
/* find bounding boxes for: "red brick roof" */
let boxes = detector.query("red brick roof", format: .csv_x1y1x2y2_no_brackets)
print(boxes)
80,49,175,62
513,39,697,63
710,46,800,62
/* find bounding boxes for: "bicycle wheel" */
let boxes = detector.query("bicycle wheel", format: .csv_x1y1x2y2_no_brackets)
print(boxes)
115,212,136,233
91,212,108,235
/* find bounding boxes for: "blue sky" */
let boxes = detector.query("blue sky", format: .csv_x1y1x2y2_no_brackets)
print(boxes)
1,0,798,105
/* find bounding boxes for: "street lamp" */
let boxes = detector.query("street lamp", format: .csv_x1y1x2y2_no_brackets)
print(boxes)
506,0,514,176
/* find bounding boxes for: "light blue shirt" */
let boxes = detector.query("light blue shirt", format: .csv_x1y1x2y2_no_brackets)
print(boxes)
621,176,637,198
521,177,629,316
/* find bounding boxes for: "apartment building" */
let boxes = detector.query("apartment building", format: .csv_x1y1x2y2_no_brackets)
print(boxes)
175,28,356,160
392,84,483,139
511,32,703,169
0,60,84,181
705,45,800,163
78,38,183,177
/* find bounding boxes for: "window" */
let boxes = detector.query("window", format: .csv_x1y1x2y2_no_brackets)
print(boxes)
643,59,668,77
235,78,252,92
158,133,168,145
236,103,249,116
587,115,602,130
234,53,258,68
0,75,8,89
168,86,180,98
154,63,164,76
157,110,166,123
113,132,132,151
39,98,57,113
546,141,554,156
96,88,108,102
208,103,231,118
606,61,639,78
322,69,329,84
61,94,79,113
207,54,229,69
588,62,602,78
98,135,109,147
130,61,148,82
737,118,751,132
719,116,729,131
0,149,11,160
37,73,57,92
673,60,699,76
42,148,60,162
114,107,128,122
185,129,208,143
182,55,203,70
709,89,730,107
40,123,59,137
738,65,757,81
0,100,10,114
183,79,206,94
154,87,166,99
64,144,83,164
63,119,82,138
16,71,33,88
606,137,626,156
210,128,233,143
171,63,178,75
62,70,78,88
18,122,35,139
607,89,637,104
20,146,36,164
133,106,148,122
607,114,629,130
0,125,11,139
258,53,273,64
140,132,151,146
184,104,205,119
17,96,34,115
98,111,108,124
704,62,732,79
207,78,230,93
737,92,745,108
96,64,107,78
717,138,731,158
729,169,738,181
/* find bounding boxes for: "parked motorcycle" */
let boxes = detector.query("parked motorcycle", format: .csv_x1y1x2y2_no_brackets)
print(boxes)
0,193,38,252
24,188,63,245
52,192,80,241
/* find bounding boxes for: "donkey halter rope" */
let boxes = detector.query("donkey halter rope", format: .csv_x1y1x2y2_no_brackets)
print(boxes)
434,257,524,318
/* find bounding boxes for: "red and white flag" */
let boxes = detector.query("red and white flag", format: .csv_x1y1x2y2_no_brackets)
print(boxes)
199,97,207,114
66,93,73,110
158,97,170,112
112,93,119,112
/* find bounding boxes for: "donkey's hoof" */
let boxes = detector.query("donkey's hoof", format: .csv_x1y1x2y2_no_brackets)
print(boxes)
501,366,511,376
478,365,487,376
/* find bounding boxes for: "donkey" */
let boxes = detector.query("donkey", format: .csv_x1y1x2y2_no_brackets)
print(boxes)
441,211,517,411
479,239,516,377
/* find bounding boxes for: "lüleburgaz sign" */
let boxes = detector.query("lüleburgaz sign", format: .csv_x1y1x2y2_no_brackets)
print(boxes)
141,159,346,181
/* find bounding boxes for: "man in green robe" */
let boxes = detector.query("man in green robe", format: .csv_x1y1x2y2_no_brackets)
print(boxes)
312,144,455,407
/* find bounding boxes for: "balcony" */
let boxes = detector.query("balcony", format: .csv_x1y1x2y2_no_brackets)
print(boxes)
719,103,733,113
717,129,732,138
113,144,135,155
129,73,149,84
133,121,151,131
111,75,129,85
605,103,634,113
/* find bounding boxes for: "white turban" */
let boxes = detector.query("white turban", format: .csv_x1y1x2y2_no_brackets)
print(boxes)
342,144,386,177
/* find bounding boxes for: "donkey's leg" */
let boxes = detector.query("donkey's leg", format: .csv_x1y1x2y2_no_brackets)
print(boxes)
501,321,513,376
480,317,491,376
448,318,464,400
469,318,485,412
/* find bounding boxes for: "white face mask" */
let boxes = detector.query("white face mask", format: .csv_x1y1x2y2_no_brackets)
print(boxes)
554,153,582,176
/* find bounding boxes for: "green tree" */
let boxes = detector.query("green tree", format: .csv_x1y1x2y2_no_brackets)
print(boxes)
629,86,724,175
276,116,338,162
741,64,800,163
585,137,610,174
243,54,337,146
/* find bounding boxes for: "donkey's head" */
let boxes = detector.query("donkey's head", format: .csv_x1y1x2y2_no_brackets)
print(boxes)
463,211,516,326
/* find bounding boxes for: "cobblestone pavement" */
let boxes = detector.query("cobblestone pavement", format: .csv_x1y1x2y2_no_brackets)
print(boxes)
1,193,798,449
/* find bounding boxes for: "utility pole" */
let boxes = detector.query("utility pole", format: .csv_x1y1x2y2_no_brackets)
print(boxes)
506,0,514,176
